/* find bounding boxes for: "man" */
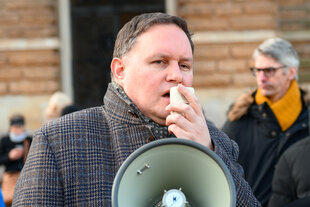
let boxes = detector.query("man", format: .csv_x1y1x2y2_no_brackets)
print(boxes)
0,114,32,206
13,13,260,206
222,37,309,207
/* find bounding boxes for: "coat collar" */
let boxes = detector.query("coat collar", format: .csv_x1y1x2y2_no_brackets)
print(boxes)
103,82,172,139
227,87,310,122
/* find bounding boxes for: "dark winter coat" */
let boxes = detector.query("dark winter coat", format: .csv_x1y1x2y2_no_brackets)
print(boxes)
0,135,32,172
222,89,310,207
268,137,310,207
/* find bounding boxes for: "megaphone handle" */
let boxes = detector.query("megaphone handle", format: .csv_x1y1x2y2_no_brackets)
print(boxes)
137,163,150,175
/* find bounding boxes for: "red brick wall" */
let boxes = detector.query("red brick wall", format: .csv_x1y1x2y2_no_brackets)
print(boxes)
0,0,60,95
177,0,310,88
1,0,309,93
0,0,309,130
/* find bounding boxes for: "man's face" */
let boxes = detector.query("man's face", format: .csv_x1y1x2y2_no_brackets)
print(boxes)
254,54,295,102
10,125,25,135
114,24,193,125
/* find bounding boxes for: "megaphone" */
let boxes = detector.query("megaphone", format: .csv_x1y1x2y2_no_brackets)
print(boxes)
112,138,236,207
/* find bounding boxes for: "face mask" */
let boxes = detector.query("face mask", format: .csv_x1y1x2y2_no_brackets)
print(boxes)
9,132,27,143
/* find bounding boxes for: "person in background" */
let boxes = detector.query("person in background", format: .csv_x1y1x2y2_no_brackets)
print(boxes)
0,114,32,206
268,136,310,207
13,12,260,206
222,37,310,207
0,188,5,207
45,91,72,121
60,104,80,116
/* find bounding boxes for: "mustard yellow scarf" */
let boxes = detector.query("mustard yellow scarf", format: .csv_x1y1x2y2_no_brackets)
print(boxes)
255,80,302,131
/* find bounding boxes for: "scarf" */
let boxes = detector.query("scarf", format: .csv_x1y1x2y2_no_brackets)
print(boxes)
255,80,302,131
112,81,174,139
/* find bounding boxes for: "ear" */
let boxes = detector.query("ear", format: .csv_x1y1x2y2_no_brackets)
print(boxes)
288,66,297,81
111,57,125,85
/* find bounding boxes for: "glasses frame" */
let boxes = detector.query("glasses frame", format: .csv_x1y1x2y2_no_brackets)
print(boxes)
250,65,287,77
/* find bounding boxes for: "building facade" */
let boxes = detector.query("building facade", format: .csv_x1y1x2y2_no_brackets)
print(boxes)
0,0,309,132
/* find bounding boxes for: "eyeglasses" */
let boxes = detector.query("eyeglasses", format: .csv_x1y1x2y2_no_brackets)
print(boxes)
250,65,287,77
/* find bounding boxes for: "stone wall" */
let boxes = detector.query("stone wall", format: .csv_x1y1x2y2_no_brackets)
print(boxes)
178,0,310,88
0,0,309,132
0,0,60,132
177,0,310,126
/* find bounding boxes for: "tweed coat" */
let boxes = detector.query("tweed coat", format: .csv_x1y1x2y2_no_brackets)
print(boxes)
12,83,261,207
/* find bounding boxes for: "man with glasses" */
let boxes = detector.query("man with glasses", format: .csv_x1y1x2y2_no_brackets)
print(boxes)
222,37,310,207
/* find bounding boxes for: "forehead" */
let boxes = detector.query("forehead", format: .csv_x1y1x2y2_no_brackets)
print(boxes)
255,54,280,67
10,125,24,129
131,24,193,57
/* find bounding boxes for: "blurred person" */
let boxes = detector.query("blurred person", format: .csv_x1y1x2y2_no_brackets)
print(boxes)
222,37,310,206
60,104,80,116
0,188,5,207
45,91,72,120
0,114,32,206
13,13,261,206
268,137,310,207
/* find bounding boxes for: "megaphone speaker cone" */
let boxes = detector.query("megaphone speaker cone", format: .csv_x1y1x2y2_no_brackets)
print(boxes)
112,138,236,207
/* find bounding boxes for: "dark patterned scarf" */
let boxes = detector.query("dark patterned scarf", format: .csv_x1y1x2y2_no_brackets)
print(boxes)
112,81,174,139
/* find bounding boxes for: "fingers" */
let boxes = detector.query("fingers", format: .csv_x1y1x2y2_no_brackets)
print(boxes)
166,112,189,133
166,84,202,121
176,84,203,116
166,84,213,149
166,112,212,149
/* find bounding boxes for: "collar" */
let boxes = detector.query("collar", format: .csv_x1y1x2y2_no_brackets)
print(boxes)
111,81,173,139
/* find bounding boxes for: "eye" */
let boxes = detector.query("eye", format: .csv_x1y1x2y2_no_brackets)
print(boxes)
153,60,164,64
265,67,276,73
180,63,191,70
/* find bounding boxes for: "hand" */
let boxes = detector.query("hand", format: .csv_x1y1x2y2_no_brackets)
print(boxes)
165,84,213,150
9,147,24,160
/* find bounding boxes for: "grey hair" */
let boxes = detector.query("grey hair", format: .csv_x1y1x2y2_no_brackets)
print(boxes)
253,37,299,79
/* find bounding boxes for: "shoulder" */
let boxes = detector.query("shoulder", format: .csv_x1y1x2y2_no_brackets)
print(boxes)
226,90,255,122
0,135,10,144
301,87,310,106
38,106,107,138
285,137,310,155
278,137,310,167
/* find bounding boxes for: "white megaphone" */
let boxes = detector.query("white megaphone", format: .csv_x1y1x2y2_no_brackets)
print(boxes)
112,138,236,207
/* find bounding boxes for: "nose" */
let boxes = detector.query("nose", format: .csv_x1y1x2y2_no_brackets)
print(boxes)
166,62,183,83
257,70,268,80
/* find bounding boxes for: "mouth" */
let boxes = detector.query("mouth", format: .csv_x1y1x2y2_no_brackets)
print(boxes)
260,83,271,89
163,91,170,98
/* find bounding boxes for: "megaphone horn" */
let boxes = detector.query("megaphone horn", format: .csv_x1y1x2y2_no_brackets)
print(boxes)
112,138,236,207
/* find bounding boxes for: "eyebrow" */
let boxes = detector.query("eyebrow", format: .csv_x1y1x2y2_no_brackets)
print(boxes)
148,53,193,62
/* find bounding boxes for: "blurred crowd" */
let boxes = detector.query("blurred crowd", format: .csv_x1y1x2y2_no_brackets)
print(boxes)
0,91,79,206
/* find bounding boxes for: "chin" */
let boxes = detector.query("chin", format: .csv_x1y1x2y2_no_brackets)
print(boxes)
260,88,271,95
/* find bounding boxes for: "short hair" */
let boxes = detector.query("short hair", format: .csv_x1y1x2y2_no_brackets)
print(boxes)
113,12,194,59
10,114,25,126
45,91,72,120
253,37,299,79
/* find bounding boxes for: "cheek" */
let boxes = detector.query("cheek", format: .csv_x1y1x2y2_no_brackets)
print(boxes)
183,73,193,85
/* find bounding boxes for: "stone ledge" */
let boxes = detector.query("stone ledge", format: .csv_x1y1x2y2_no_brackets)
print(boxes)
0,37,59,51
193,30,310,43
